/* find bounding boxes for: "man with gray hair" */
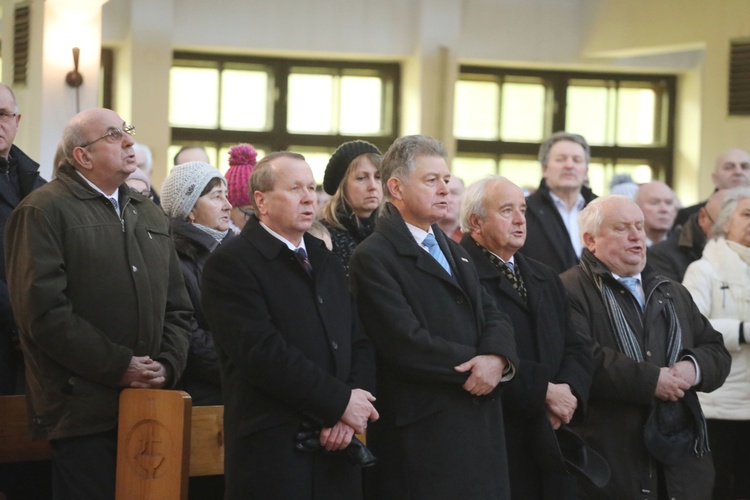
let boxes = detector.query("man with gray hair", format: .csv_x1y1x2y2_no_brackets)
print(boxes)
521,131,597,273
560,195,730,498
459,176,593,499
635,181,678,247
350,135,518,499
5,107,192,499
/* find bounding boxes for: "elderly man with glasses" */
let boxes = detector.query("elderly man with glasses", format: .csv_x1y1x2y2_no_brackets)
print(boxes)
5,107,192,499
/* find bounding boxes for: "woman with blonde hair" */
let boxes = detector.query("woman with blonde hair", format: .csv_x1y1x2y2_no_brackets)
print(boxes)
321,140,383,273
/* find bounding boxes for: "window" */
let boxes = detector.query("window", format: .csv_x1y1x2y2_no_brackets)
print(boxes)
453,67,675,195
169,53,400,178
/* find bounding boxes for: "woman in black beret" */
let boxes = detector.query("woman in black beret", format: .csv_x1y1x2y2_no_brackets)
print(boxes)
321,140,383,274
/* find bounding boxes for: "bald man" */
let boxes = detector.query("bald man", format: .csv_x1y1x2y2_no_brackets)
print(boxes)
636,181,678,247
648,189,728,282
675,148,750,227
5,108,191,499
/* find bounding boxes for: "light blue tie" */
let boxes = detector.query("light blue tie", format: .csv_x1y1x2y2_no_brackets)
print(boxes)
423,233,452,276
109,197,119,215
618,277,644,309
505,261,514,273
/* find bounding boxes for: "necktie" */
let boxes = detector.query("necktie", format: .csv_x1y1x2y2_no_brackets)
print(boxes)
109,197,119,215
295,248,313,277
618,277,644,309
475,241,527,302
423,233,452,276
504,261,528,302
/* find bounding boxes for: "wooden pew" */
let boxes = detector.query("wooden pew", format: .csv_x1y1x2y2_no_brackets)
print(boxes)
116,389,224,500
0,390,224,500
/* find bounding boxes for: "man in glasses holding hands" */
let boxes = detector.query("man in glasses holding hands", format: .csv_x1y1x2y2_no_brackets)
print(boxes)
5,107,192,499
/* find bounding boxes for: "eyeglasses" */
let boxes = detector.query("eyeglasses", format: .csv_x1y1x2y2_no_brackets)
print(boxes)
82,124,135,148
0,111,18,123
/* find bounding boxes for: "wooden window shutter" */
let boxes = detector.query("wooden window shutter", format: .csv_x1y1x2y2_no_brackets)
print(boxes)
13,4,30,86
729,40,750,115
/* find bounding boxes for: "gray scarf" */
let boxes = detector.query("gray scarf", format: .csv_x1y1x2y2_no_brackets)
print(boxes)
580,256,709,458
193,223,229,243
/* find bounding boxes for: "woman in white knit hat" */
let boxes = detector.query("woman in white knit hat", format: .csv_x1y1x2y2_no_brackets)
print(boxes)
161,161,232,406
161,161,231,500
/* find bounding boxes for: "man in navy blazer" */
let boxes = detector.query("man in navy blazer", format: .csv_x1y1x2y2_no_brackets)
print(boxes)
459,176,593,499
202,152,378,499
350,135,518,499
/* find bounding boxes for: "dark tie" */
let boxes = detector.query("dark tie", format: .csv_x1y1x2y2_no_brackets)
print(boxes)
295,248,313,277
618,276,644,309
423,233,452,276
476,241,527,303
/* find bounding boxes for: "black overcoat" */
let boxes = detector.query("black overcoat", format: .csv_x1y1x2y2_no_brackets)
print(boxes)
201,216,375,499
0,145,45,394
349,203,519,500
461,236,592,499
520,179,596,274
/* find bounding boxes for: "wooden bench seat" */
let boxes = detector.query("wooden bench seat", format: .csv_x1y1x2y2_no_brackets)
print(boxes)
0,390,224,500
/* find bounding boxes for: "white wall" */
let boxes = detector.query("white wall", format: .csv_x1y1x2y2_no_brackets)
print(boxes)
7,0,748,200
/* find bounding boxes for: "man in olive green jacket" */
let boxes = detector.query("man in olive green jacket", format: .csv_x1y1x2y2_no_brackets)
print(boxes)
5,108,192,500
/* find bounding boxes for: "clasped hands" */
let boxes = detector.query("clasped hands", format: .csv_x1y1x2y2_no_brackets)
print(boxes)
119,355,167,389
321,388,379,452
454,354,507,396
655,360,696,402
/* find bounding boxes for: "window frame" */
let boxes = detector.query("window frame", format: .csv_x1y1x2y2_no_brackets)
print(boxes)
170,51,401,157
455,66,677,186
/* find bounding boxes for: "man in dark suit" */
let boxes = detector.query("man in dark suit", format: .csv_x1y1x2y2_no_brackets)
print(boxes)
459,176,593,499
202,151,378,499
349,135,519,499
520,131,597,273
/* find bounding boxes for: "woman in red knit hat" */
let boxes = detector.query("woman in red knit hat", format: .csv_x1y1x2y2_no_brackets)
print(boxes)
225,143,258,234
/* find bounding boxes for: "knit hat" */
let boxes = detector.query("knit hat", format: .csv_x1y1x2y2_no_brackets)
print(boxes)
125,167,151,191
225,144,258,207
161,161,226,220
323,140,381,195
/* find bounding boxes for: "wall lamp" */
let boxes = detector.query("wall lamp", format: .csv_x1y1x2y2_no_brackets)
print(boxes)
65,47,83,113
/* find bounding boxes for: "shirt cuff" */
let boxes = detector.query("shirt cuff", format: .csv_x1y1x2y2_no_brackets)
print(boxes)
681,355,701,386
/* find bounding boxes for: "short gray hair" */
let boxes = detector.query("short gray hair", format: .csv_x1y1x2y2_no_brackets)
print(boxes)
61,116,89,167
538,131,590,167
459,176,505,234
133,143,153,172
381,135,447,201
578,195,635,242
712,187,750,238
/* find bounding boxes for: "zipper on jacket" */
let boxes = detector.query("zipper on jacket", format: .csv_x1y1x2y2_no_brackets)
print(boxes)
644,277,670,307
